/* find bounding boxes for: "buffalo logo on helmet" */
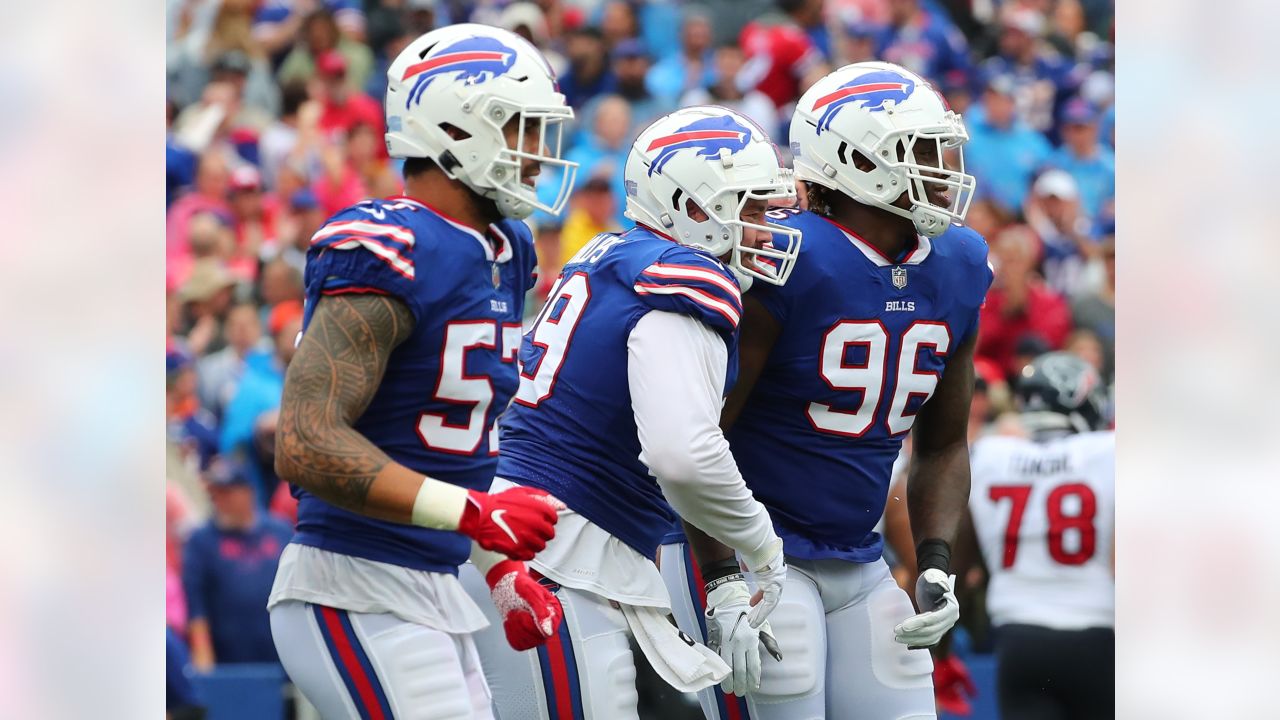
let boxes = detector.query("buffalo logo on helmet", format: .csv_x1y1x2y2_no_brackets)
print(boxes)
812,70,917,134
645,115,752,176
401,36,518,108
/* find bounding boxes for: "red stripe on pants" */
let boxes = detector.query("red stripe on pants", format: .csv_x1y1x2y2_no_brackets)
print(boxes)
319,606,387,720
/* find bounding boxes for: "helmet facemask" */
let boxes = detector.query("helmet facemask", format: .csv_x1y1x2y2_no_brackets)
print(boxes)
705,185,803,287
891,120,976,237
453,95,578,220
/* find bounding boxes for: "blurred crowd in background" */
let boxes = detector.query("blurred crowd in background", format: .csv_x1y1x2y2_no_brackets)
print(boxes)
165,0,1114,715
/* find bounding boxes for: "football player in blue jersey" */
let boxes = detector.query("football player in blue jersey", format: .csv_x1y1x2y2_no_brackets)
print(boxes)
459,106,802,719
661,61,995,719
267,25,582,719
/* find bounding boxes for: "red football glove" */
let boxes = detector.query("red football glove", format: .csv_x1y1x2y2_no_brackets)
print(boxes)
485,560,563,651
459,486,564,561
933,653,977,716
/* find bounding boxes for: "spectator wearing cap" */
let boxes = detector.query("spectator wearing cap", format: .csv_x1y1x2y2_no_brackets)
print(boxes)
1046,97,1115,222
977,225,1072,381
219,300,304,504
978,6,1080,139
197,302,271,422
581,39,674,145
168,347,221,473
496,2,568,77
182,458,294,671
313,50,383,146
875,0,971,82
834,11,883,66
681,43,781,140
1024,168,1103,299
227,165,279,281
937,68,974,114
272,189,325,276
559,27,615,109
647,7,717,101
173,51,276,144
964,73,1053,214
277,8,374,94
178,259,241,356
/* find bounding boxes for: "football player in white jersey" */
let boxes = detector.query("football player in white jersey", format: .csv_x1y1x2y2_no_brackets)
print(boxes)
967,352,1114,719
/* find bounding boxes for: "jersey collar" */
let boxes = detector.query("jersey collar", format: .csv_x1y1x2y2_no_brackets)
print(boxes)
391,195,515,264
821,216,933,267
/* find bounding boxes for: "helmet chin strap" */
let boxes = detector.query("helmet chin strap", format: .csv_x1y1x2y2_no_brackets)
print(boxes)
728,264,753,292
911,204,950,238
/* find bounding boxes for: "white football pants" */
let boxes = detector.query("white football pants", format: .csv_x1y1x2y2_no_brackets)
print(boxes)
270,599,495,720
658,543,936,720
459,562,641,720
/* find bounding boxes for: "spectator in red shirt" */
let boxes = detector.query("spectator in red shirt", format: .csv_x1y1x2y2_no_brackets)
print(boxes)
978,224,1072,380
739,3,829,110
227,166,279,281
313,50,383,151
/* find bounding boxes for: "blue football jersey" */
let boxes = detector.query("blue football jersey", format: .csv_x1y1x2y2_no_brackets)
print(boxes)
730,209,993,562
292,196,537,574
498,226,742,559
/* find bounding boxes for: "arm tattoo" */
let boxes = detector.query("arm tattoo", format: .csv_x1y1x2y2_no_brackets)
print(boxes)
275,294,415,514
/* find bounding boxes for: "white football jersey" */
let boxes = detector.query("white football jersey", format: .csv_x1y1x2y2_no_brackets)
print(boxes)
969,430,1115,630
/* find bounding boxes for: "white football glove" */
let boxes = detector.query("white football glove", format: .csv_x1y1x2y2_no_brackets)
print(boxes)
705,577,782,696
893,568,960,649
741,537,787,628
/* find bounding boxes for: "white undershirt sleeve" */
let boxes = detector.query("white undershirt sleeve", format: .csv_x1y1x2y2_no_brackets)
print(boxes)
627,310,779,567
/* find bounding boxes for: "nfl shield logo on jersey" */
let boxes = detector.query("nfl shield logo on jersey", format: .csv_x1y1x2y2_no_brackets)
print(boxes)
892,266,908,289
492,263,502,289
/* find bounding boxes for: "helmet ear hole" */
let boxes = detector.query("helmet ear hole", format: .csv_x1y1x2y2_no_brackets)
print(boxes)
684,197,710,223
439,123,472,141
848,148,876,172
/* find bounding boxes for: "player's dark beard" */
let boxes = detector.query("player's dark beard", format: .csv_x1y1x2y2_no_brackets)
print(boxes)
466,182,506,225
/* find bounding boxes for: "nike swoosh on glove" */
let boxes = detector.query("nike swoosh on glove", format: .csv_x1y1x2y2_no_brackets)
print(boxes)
893,568,960,649
705,577,782,696
459,486,565,561
933,652,977,716
485,560,563,651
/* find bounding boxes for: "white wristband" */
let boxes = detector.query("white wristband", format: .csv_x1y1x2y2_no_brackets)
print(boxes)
469,543,507,575
410,477,470,530
740,535,784,573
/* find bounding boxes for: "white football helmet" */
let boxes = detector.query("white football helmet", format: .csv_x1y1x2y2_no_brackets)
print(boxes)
624,106,802,287
790,61,976,238
385,24,578,220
